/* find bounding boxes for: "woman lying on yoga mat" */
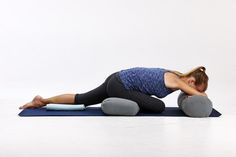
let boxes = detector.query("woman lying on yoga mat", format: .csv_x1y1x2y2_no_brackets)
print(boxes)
19,66,208,113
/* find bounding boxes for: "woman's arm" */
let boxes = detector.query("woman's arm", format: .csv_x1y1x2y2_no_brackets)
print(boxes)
175,79,207,96
165,72,207,96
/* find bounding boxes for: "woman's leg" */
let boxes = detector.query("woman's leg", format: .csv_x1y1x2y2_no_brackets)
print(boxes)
19,94,76,109
106,74,165,113
74,72,117,106
74,81,108,106
19,73,116,109
43,94,75,104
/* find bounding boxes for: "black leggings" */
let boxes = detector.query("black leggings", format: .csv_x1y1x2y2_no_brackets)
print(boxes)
75,72,165,113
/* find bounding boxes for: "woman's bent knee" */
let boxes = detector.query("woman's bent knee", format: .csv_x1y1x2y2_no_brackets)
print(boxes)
139,100,165,113
151,101,165,113
157,101,165,112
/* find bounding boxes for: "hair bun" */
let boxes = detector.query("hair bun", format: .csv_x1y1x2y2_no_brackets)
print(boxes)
199,66,206,72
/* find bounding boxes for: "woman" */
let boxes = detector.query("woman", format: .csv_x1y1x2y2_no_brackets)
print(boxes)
19,66,208,113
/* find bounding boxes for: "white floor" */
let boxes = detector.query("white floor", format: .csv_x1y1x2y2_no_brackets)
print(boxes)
1,91,236,157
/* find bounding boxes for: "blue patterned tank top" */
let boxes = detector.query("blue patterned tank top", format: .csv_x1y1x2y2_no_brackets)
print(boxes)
118,67,174,98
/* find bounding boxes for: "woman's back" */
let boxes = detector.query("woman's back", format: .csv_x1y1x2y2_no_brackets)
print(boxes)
118,67,174,98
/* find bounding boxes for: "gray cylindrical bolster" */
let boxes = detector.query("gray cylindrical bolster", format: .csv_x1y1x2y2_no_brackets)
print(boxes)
177,92,213,117
101,97,140,116
177,92,188,110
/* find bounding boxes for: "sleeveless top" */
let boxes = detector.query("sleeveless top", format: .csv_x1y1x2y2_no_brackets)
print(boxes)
118,67,174,98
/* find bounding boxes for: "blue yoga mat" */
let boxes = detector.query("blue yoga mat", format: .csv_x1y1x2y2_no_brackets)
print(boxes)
18,107,221,117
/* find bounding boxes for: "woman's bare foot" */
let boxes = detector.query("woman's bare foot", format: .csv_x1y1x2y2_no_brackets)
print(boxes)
19,95,46,109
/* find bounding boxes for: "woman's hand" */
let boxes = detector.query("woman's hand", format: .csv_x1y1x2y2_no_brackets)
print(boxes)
199,92,207,97
187,92,207,97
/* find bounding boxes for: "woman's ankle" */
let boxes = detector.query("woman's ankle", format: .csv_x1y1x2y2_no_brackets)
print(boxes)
42,98,51,105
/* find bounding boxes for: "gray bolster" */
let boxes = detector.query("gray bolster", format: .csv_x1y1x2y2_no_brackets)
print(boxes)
177,92,188,110
101,97,140,116
177,92,213,117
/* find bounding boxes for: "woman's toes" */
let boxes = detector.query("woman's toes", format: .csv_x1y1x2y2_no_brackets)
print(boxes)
19,95,45,109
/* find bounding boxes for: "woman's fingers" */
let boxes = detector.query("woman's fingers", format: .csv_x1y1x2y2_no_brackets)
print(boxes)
200,92,207,96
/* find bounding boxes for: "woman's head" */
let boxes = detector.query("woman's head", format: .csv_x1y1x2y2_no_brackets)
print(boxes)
172,66,209,92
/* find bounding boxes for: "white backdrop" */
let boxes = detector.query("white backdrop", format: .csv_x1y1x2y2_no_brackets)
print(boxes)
0,0,235,111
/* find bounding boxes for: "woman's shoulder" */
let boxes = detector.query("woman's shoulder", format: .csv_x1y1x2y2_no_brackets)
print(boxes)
163,71,180,90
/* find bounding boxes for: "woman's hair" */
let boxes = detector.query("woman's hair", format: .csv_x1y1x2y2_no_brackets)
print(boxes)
171,66,209,91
